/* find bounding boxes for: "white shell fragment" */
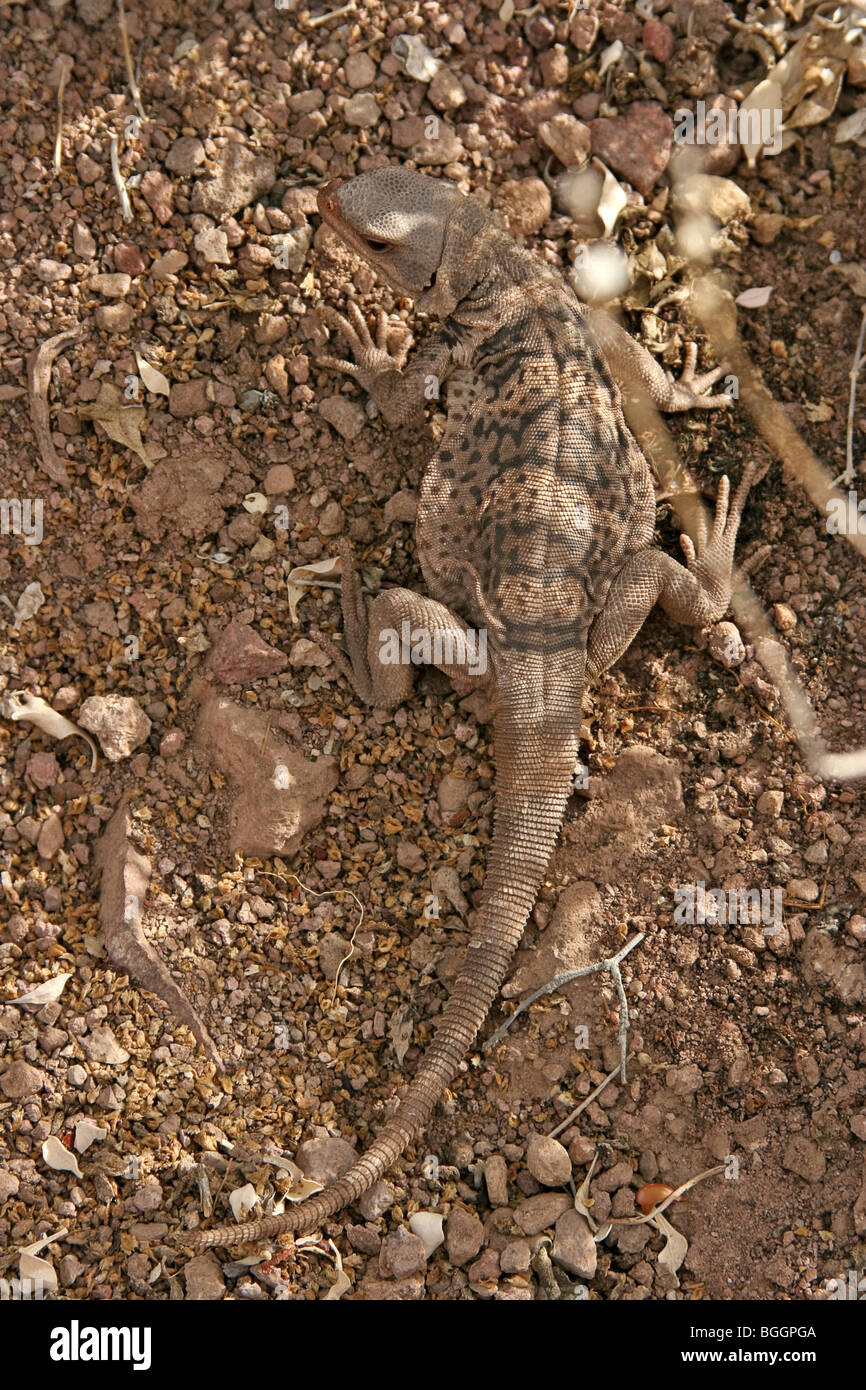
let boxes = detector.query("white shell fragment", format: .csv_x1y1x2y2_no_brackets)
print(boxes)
42,1135,84,1179
391,34,439,82
12,972,73,1007
268,1155,324,1203
736,286,774,308
409,1211,444,1257
242,492,268,514
74,1119,108,1154
229,1183,261,1222
286,553,342,623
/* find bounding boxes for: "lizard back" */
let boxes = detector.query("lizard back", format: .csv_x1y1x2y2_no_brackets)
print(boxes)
417,265,656,655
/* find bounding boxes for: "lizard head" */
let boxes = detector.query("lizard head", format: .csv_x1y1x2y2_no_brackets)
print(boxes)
317,165,489,315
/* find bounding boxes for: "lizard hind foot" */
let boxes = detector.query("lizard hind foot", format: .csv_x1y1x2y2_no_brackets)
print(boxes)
668,342,733,411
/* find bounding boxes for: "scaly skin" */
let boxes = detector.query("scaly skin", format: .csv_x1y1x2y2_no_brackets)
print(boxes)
182,166,757,1250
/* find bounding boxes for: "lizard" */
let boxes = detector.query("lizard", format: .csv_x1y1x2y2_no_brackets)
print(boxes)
186,163,759,1250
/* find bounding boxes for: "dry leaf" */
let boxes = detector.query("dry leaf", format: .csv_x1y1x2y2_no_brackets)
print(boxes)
19,1252,58,1293
653,1210,689,1278
12,972,73,1007
736,286,774,308
134,351,170,396
76,381,150,466
286,553,343,623
830,261,866,297
322,1244,352,1300
835,107,866,144
269,1155,323,1203
27,327,81,486
12,581,45,630
389,1003,413,1065
323,1269,352,1300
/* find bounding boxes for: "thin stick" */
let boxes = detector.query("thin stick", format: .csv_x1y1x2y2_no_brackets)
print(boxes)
117,0,145,119
548,1053,634,1139
483,932,644,1083
53,56,73,174
305,2,357,29
110,136,133,222
835,305,866,487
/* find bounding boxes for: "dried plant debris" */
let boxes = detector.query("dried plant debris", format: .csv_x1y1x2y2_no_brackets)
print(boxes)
738,3,866,163
96,801,223,1071
10,972,73,1007
0,690,98,770
75,380,151,466
25,327,81,486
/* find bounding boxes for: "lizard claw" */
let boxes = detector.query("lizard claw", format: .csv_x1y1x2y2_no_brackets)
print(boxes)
320,299,412,376
680,462,763,615
668,342,733,410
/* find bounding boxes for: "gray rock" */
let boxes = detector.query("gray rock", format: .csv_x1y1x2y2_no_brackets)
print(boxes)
380,1226,427,1278
445,1206,484,1266
514,1192,571,1235
552,1209,597,1280
184,1252,226,1300
295,1136,356,1185
526,1133,572,1187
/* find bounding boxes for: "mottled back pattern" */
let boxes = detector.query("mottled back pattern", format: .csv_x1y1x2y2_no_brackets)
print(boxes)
418,248,655,655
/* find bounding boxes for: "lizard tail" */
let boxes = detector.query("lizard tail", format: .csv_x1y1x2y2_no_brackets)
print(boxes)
182,677,582,1249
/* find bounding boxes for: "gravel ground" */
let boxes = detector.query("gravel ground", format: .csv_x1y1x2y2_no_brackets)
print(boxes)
0,0,864,1302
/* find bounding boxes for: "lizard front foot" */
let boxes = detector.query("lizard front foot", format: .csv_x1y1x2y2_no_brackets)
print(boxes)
319,300,413,385
666,342,733,410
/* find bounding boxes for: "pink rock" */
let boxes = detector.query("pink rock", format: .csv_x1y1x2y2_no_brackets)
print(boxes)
445,1206,484,1266
642,19,675,63
589,102,674,198
26,751,59,789
141,170,174,225
210,620,288,684
131,448,228,543
37,811,64,857
192,682,338,857
78,696,151,761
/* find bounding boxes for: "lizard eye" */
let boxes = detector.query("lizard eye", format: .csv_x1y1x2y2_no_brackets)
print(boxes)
366,239,390,252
